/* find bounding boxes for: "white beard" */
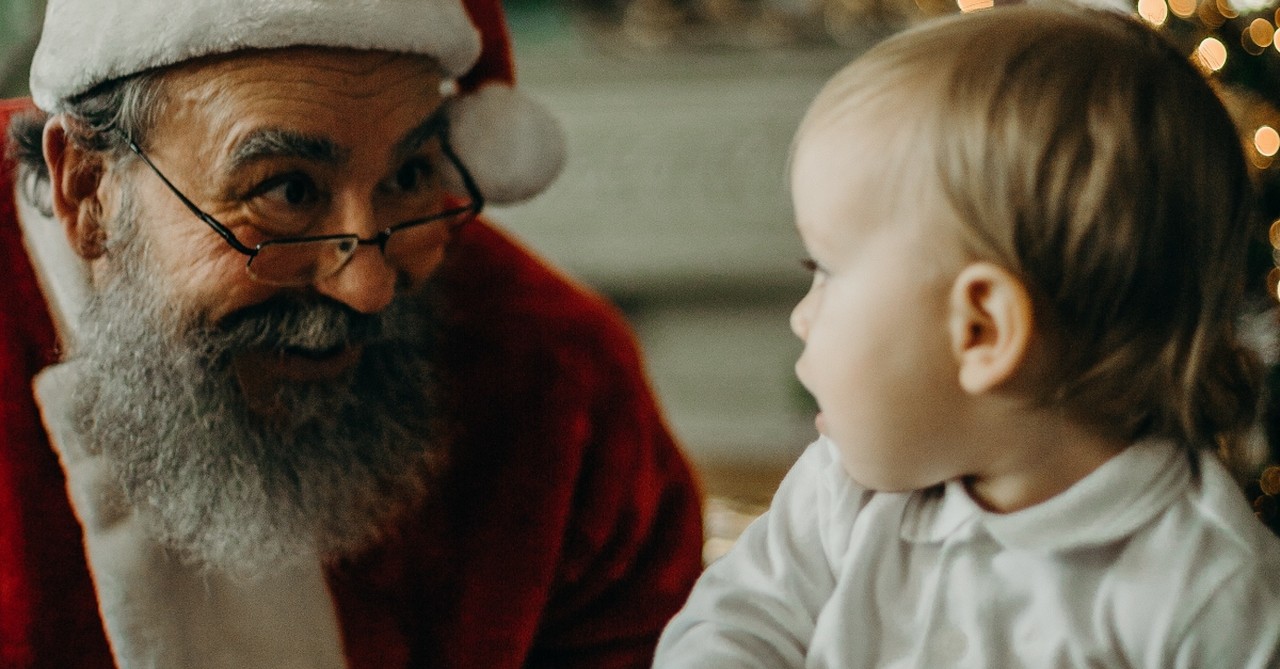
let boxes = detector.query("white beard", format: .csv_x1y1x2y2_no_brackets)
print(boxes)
68,195,448,575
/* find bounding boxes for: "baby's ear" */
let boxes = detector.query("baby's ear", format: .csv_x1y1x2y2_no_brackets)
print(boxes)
947,262,1034,394
43,116,109,260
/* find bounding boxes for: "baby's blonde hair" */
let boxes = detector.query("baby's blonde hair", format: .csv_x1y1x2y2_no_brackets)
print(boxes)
799,5,1261,455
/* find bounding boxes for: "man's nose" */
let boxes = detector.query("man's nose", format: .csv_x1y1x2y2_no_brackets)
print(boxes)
313,246,397,314
311,202,396,314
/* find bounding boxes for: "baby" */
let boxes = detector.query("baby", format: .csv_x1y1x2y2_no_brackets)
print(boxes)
654,5,1280,668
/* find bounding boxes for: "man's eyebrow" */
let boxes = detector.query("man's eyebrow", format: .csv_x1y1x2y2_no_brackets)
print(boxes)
391,110,449,163
225,128,348,173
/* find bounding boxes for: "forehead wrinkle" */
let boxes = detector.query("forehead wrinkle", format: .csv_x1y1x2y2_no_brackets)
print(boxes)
224,128,349,174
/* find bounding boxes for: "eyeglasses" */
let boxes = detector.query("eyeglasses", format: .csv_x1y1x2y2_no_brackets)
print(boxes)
119,124,484,287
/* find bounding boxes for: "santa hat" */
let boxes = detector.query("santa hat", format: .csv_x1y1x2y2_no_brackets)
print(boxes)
28,0,565,204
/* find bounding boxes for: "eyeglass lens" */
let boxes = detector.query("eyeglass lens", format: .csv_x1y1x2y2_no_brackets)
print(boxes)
245,139,476,286
247,208,468,286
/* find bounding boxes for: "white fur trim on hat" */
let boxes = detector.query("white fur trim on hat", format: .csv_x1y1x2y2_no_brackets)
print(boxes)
30,0,482,112
448,83,566,205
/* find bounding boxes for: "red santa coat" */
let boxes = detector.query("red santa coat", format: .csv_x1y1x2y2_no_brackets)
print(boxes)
0,98,704,668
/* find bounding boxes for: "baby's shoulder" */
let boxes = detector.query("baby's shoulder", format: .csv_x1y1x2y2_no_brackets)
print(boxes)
1152,454,1280,575
1098,456,1280,661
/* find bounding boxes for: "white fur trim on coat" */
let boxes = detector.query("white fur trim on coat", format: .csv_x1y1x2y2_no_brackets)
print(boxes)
34,363,347,669
30,0,482,112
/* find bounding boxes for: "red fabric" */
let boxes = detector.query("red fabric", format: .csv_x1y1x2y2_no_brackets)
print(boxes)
0,99,116,669
458,0,516,92
0,100,704,668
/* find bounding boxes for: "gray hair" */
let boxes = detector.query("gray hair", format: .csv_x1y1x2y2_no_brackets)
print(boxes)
8,69,168,215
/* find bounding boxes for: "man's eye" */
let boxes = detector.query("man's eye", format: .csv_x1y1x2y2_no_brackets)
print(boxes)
253,173,319,207
391,158,435,193
241,172,323,236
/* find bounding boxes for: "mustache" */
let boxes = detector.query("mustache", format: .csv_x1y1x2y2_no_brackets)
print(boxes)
210,295,388,354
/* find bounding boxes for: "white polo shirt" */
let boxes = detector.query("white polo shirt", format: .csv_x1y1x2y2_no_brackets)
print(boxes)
655,436,1280,668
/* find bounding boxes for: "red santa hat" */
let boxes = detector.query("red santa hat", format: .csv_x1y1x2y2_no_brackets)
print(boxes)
28,0,565,204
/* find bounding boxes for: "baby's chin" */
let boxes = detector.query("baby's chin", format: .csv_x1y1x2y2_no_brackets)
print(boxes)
836,456,947,494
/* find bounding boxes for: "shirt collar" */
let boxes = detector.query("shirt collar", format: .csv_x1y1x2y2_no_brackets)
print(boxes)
899,438,1191,551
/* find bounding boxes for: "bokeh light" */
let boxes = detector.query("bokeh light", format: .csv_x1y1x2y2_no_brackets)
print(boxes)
956,0,993,12
1200,0,1227,28
1139,0,1169,25
1245,30,1268,55
1257,126,1280,156
1196,36,1229,71
1170,0,1197,18
1250,17,1275,47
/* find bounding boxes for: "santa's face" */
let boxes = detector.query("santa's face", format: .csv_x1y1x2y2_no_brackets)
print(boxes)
115,47,458,406
66,48,457,573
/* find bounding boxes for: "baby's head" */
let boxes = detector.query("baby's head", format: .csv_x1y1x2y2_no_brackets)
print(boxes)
790,4,1261,486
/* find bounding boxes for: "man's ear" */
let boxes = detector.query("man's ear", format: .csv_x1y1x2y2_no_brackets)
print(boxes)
43,117,109,260
947,262,1034,394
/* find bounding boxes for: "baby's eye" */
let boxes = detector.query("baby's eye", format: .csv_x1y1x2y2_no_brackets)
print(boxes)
800,257,825,275
801,257,830,287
